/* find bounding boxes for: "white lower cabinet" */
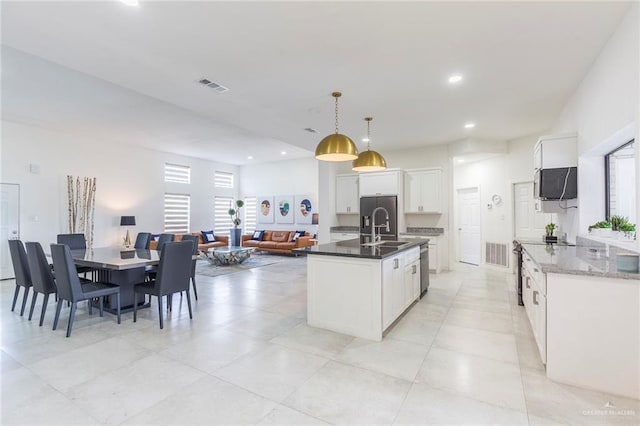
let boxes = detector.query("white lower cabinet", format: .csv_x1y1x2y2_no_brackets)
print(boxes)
522,250,547,364
382,247,420,330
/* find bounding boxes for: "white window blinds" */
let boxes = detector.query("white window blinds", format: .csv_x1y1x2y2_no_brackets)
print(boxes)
165,163,191,184
164,193,190,233
214,171,234,188
214,196,234,235
243,197,257,234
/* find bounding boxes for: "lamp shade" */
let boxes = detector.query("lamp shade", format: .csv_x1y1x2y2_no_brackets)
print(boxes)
120,215,136,226
315,134,358,161
352,150,387,172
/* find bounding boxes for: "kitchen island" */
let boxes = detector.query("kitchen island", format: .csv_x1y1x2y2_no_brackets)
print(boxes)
519,240,639,400
305,237,427,341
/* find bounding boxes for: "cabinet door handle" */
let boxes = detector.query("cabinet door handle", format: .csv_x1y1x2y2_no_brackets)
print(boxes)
412,265,416,274
533,290,539,305
393,259,399,269
525,277,530,289
533,268,539,273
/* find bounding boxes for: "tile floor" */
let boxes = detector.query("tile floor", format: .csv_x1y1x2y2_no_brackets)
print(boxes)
1,256,639,425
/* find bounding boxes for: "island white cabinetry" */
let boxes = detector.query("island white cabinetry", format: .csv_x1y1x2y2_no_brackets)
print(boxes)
521,251,546,364
404,169,443,213
335,174,359,214
359,170,402,196
308,246,420,341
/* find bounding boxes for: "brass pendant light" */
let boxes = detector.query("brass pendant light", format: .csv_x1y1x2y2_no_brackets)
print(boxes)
315,92,358,161
352,117,387,172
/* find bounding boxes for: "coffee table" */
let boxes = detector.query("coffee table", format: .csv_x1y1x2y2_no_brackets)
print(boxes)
207,246,255,265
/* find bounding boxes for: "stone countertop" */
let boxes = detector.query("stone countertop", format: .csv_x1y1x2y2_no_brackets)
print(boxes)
304,236,428,260
521,242,640,280
401,227,444,237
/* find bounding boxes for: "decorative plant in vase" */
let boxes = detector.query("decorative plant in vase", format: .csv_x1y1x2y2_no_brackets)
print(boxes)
588,220,611,237
228,199,244,246
544,222,557,243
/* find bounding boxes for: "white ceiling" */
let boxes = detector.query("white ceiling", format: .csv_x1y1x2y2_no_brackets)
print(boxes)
0,1,632,165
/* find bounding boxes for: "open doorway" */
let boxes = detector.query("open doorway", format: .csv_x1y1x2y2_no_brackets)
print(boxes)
1,183,20,280
456,187,481,265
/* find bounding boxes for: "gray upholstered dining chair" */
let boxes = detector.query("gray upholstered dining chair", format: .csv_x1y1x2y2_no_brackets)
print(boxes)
25,242,58,326
134,232,151,249
8,240,32,316
56,233,94,279
50,244,121,337
179,234,199,301
155,233,174,252
133,241,193,329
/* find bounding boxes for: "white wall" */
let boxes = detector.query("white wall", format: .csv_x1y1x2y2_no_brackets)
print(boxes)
0,120,238,249
550,4,639,244
239,157,319,235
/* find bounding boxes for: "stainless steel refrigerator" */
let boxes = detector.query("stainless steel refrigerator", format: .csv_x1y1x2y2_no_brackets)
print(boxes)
360,196,398,242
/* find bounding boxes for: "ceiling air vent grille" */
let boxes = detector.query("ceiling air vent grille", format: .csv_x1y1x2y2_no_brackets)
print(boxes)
198,78,229,93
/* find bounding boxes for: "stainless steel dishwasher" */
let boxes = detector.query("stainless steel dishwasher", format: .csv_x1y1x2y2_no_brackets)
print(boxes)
419,242,430,298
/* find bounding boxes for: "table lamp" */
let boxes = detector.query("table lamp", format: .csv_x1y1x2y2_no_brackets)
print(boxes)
120,215,136,247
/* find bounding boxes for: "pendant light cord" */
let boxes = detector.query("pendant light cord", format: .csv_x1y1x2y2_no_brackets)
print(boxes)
334,95,339,134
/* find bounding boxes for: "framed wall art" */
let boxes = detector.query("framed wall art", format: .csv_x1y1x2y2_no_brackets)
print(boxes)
275,195,294,224
295,194,314,225
257,196,274,224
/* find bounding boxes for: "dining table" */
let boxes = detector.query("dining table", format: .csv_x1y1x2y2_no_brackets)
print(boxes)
67,247,161,314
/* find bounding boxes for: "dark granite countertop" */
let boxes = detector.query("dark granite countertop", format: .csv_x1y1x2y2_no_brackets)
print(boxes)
522,242,639,280
304,236,428,260
400,227,444,237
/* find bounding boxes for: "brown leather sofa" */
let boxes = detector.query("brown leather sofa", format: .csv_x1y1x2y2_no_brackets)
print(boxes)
149,233,228,251
241,230,313,255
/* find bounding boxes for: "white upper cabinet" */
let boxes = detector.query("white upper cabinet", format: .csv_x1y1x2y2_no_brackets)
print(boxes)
534,133,577,170
404,169,442,213
335,174,359,214
359,170,402,196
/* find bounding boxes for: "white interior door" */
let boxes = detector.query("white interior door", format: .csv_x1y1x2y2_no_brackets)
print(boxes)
1,184,20,280
514,182,552,240
457,187,481,265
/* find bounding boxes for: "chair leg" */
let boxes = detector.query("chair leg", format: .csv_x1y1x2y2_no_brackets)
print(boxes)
28,292,38,320
39,293,50,327
157,296,163,329
186,289,193,320
133,291,138,323
66,302,77,337
53,299,63,330
116,293,121,325
88,298,93,315
168,294,172,312
191,276,198,301
19,287,30,316
99,296,104,317
11,284,20,312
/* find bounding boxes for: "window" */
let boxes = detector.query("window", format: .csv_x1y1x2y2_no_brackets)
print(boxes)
165,163,191,184
243,197,257,234
606,140,636,223
214,196,233,235
164,193,190,233
214,171,234,188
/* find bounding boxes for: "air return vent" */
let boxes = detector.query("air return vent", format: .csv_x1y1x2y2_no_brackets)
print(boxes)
485,242,508,267
198,78,229,93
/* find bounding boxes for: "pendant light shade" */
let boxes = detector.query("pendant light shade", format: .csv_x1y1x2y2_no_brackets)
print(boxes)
352,117,387,172
315,92,358,162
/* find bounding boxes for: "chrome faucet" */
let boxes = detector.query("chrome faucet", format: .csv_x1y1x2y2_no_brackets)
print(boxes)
371,206,390,243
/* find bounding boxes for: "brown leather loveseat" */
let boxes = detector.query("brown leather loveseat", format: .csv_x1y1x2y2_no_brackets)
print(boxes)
241,230,313,255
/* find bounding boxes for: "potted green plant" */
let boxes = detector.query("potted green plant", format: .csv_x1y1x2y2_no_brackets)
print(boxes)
588,220,611,237
618,221,636,241
610,215,630,239
228,199,244,247
544,222,557,243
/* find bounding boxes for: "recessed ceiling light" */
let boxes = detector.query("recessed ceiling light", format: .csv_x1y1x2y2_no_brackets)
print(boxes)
448,74,463,84
464,122,476,129
120,0,139,6
362,137,370,143
247,156,253,160
281,151,287,155
457,158,465,163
